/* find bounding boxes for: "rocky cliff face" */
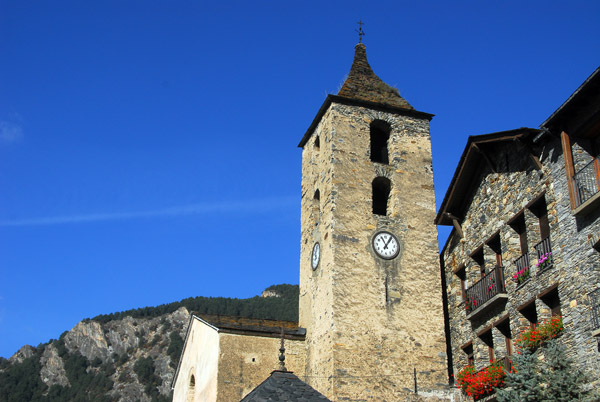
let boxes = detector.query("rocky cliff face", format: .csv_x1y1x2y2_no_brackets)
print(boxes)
0,284,298,401
1,307,190,402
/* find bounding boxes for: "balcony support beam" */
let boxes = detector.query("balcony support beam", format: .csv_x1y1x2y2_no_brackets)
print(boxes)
445,212,464,238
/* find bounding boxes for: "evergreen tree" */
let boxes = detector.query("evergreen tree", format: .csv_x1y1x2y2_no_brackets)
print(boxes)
539,340,595,402
497,339,597,402
496,347,542,402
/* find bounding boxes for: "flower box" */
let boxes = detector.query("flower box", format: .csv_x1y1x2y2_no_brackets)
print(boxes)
456,358,509,400
513,267,530,285
515,316,563,351
536,252,553,271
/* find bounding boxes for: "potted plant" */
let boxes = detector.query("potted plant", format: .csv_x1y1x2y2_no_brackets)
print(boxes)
536,252,553,271
515,316,563,351
456,359,508,400
513,267,530,285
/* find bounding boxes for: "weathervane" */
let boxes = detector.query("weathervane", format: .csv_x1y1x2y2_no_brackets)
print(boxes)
356,20,365,43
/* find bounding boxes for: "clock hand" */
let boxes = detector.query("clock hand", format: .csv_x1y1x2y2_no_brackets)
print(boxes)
383,235,393,249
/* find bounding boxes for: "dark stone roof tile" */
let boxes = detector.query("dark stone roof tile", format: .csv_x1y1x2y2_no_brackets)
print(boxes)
240,371,331,401
337,43,413,110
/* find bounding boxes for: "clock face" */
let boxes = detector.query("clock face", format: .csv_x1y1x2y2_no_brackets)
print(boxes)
311,242,321,270
372,231,399,260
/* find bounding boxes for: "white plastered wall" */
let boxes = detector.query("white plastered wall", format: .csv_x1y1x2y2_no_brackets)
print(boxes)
173,317,219,402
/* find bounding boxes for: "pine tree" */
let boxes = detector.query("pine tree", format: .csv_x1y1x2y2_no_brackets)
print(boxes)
496,346,541,402
539,339,596,402
497,338,597,402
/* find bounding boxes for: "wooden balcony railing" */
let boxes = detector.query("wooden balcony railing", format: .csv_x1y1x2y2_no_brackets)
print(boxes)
534,237,553,272
590,289,600,334
514,253,529,273
573,159,600,207
465,265,507,315
513,253,530,285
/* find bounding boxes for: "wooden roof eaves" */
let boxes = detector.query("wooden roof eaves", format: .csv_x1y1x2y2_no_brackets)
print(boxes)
435,128,541,226
217,325,306,340
541,65,600,131
435,138,480,226
193,314,304,339
297,94,434,148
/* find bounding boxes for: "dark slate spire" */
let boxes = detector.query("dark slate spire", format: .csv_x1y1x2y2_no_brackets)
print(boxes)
337,43,414,110
239,371,332,401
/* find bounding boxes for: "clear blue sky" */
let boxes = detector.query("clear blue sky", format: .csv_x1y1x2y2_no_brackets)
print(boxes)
1,1,599,358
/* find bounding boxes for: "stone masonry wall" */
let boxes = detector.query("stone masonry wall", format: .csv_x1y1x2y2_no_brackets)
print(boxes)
300,101,451,401
216,333,305,402
547,133,600,378
442,134,600,397
299,105,336,397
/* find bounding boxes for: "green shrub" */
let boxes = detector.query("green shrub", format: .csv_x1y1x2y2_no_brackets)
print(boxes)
167,331,184,368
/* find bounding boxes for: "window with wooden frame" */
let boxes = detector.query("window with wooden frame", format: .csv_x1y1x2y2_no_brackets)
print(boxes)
495,317,513,356
486,233,502,267
509,213,528,257
529,196,550,241
539,285,562,317
462,342,474,366
456,264,467,301
471,246,485,277
530,196,553,271
518,299,538,325
509,213,529,276
478,329,495,363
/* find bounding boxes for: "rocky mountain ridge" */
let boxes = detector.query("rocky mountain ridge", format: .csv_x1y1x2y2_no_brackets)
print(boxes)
2,307,189,402
0,284,298,402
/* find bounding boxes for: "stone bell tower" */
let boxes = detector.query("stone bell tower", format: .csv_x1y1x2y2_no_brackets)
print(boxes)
298,43,449,401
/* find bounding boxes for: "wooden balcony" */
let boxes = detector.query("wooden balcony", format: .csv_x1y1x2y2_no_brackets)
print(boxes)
572,158,600,215
465,265,507,319
574,159,600,205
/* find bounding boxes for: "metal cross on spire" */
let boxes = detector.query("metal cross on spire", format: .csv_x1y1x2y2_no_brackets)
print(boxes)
356,20,365,43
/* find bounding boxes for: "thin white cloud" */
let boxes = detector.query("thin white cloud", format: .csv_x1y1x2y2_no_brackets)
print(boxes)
0,121,23,143
0,196,297,227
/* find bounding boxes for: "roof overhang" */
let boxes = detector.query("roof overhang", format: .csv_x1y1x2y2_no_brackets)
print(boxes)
435,127,542,227
542,66,600,138
297,94,434,148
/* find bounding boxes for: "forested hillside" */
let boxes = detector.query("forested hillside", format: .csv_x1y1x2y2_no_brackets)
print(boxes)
0,284,298,402
91,284,298,324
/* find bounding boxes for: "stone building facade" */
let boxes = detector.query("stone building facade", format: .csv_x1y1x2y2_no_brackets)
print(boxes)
436,66,600,399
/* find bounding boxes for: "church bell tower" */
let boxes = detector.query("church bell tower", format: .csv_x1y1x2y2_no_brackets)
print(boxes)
298,43,448,401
